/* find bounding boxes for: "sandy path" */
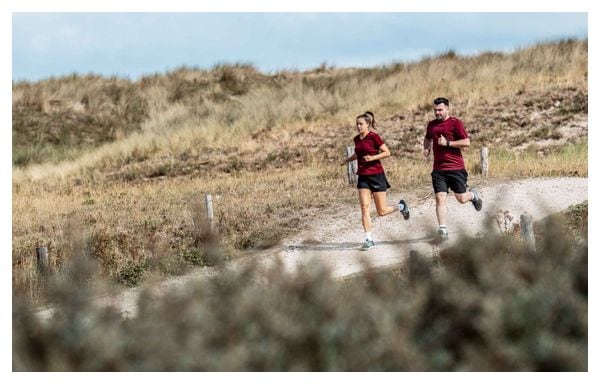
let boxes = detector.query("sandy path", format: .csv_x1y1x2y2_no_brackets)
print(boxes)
272,177,588,278
35,177,587,319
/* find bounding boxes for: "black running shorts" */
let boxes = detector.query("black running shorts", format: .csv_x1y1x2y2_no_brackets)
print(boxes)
431,169,468,194
357,173,391,192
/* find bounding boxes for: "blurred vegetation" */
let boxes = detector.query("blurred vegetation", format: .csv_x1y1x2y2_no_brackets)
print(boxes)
13,203,587,371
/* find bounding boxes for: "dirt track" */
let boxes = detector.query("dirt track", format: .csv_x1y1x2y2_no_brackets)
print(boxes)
271,177,588,277
35,177,588,320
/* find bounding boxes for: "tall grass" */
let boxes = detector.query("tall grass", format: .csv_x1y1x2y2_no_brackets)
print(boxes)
472,142,588,178
12,164,350,302
12,39,588,300
12,139,587,303
13,39,587,180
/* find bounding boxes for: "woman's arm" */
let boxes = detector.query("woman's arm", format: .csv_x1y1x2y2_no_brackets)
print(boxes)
363,143,391,162
341,152,358,165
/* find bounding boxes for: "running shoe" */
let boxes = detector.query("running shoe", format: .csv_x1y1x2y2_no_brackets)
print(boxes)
361,239,375,251
470,188,483,211
399,199,410,220
437,228,449,241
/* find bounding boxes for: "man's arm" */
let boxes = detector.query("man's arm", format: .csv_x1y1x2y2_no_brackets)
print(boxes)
423,137,433,157
438,136,470,148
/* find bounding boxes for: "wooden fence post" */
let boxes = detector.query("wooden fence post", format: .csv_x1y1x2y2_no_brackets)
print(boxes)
36,246,49,274
204,194,214,232
346,146,358,186
520,213,536,251
480,147,489,177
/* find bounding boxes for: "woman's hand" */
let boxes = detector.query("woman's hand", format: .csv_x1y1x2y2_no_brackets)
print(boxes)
342,153,357,165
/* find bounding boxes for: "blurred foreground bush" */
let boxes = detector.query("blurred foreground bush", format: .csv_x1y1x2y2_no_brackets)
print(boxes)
13,213,587,371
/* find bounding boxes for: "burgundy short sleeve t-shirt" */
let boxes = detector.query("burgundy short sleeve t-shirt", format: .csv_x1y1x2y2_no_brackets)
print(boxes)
354,131,385,175
425,117,469,171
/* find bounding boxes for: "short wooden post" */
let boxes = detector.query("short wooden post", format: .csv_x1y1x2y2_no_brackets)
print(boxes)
36,246,49,273
346,146,358,186
480,147,489,177
520,213,536,251
205,194,214,232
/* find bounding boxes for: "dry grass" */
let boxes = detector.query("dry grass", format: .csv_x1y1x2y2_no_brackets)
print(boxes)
13,39,588,300
12,164,351,301
13,141,587,302
13,39,586,179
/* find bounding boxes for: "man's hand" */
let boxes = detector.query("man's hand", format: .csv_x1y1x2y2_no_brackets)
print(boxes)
437,135,448,147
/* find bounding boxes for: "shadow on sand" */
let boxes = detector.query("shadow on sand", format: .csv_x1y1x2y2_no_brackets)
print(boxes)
284,235,437,252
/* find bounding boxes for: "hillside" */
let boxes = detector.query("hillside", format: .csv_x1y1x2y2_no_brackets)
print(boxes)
13,39,587,180
12,39,588,300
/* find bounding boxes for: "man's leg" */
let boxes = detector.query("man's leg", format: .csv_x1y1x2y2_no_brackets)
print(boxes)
435,192,448,227
449,171,482,211
454,190,482,211
454,191,475,204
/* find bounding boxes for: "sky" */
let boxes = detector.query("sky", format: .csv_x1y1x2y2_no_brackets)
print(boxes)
11,11,588,81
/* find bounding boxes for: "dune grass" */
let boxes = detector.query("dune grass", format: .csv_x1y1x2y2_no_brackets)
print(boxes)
12,39,588,300
13,39,587,179
13,141,587,302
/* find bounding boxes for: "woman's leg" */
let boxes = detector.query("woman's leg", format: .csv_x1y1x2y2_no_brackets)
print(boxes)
358,188,373,233
372,191,399,217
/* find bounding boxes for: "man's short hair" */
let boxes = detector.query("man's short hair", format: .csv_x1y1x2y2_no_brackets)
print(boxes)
433,97,449,106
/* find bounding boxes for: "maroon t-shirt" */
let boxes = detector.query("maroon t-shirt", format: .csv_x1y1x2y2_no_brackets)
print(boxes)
425,117,469,171
354,131,385,175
